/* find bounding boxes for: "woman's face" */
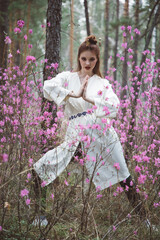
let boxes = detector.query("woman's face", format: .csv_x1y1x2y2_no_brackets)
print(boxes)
79,50,97,75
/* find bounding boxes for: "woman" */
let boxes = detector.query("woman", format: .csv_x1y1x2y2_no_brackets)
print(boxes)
33,35,148,224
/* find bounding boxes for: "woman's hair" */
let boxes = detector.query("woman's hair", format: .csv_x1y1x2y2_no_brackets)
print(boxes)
76,35,103,78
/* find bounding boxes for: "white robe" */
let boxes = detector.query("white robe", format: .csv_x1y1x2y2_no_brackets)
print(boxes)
33,71,130,190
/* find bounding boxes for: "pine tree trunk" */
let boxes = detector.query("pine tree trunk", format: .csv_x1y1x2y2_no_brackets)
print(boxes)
84,0,91,36
113,0,119,82
133,0,139,67
43,0,62,81
0,0,9,70
120,0,129,100
41,0,62,153
104,0,109,75
70,0,74,70
138,2,160,95
125,0,139,163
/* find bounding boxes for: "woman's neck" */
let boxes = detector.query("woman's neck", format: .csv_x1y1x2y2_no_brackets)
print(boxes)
78,70,94,78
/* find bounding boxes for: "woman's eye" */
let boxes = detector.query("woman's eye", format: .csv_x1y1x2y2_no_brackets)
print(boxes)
81,57,86,61
90,58,96,61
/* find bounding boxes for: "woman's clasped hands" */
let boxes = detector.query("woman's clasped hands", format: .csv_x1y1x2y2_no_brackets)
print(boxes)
68,75,94,105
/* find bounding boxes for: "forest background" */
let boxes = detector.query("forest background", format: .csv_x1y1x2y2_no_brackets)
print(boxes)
0,0,160,239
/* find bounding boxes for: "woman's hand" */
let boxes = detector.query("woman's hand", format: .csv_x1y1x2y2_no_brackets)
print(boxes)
67,75,95,104
82,76,95,105
68,75,89,98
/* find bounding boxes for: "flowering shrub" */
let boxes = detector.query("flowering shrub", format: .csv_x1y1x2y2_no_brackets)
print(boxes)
0,20,159,239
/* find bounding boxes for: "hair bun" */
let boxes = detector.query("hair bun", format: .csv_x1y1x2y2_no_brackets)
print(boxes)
85,35,97,45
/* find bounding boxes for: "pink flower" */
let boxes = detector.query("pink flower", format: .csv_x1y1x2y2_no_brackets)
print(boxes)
28,44,33,49
114,163,120,170
20,189,29,197
17,20,25,28
121,26,125,31
28,158,33,166
113,225,116,232
47,22,51,27
127,26,132,33
96,194,102,199
2,153,8,162
24,34,27,41
120,56,124,61
41,181,47,187
26,199,31,205
51,63,59,70
41,24,45,28
128,48,133,53
64,179,69,186
138,174,147,184
96,186,101,192
29,29,33,34
134,28,140,35
97,90,103,96
50,193,54,199
56,111,64,119
26,55,36,63
17,49,20,54
4,36,11,44
8,53,13,59
79,159,84,165
121,42,127,49
14,27,21,33
27,173,31,179
135,166,141,173
0,226,2,231
86,178,90,183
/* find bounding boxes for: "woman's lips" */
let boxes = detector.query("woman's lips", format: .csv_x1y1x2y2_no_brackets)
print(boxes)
85,67,91,70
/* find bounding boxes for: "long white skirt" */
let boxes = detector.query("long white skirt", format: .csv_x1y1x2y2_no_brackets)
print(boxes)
33,114,130,190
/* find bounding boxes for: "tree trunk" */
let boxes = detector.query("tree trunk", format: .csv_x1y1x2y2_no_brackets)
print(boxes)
103,0,109,75
43,0,62,81
41,0,62,153
124,0,139,163
133,0,139,67
120,0,129,100
113,0,119,82
0,0,9,70
69,0,74,70
138,2,160,96
84,0,91,36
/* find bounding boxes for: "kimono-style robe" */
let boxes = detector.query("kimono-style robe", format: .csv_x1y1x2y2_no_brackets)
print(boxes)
33,71,130,190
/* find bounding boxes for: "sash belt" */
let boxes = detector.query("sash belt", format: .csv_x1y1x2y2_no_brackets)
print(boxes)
69,111,88,120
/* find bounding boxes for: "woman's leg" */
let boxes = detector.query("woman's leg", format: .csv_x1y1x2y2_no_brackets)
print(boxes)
119,175,146,219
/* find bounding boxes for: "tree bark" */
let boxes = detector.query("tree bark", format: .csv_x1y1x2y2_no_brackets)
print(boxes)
138,2,160,96
120,0,129,100
133,0,139,67
113,0,119,82
43,0,62,81
103,0,109,75
84,0,91,36
0,0,9,70
41,0,62,153
70,0,74,70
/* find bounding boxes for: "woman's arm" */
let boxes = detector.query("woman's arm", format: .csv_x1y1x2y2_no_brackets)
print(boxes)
43,71,71,106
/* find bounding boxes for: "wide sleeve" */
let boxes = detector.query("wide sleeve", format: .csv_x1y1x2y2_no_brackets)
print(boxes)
43,71,70,106
93,80,120,118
